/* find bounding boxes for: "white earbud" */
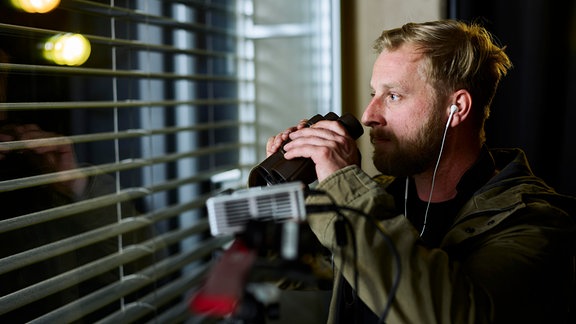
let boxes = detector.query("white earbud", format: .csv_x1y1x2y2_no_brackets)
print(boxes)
450,104,458,114
446,104,458,128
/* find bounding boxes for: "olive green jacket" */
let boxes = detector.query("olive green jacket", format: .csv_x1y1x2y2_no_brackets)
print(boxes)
306,149,576,324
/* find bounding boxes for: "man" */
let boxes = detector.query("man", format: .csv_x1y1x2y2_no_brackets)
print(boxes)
267,20,576,323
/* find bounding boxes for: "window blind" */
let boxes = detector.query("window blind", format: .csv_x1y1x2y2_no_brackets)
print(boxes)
0,0,250,322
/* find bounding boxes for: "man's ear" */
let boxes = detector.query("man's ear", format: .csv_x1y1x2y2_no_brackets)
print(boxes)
448,89,472,127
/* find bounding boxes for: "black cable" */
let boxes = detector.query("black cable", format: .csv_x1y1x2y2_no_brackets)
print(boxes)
306,190,360,301
305,189,402,324
337,205,401,324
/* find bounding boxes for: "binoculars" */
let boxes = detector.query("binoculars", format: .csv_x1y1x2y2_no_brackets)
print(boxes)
248,112,364,187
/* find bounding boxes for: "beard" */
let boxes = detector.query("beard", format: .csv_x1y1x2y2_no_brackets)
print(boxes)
371,109,445,177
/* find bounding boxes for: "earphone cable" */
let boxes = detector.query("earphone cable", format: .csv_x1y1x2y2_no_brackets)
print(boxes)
420,109,456,237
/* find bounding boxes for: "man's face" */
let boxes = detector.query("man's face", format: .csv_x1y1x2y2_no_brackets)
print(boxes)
361,44,446,177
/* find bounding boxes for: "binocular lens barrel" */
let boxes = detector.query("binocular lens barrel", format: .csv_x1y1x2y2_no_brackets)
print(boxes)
248,112,363,187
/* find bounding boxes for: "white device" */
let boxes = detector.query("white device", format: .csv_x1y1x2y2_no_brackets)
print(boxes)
206,182,307,236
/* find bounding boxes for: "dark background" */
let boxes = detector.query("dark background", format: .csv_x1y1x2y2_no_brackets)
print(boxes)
451,0,576,196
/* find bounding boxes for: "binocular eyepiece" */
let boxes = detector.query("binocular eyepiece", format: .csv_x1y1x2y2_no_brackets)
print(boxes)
248,112,364,187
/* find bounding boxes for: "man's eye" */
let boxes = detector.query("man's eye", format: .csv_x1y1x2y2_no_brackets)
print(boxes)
389,93,399,101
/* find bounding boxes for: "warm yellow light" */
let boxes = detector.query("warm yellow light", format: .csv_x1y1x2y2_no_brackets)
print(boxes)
11,0,61,13
44,34,91,66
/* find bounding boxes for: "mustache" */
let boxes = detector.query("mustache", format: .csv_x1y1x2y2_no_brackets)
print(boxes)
369,128,396,143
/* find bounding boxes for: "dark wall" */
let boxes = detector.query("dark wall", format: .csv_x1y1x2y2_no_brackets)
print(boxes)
450,0,576,195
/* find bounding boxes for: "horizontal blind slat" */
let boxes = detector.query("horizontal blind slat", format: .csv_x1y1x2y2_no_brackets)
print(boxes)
0,145,240,193
0,221,214,314
61,0,237,36
131,0,236,14
0,99,245,110
0,120,242,150
0,161,148,193
31,234,230,324
146,302,191,324
0,27,234,61
0,246,149,314
0,195,215,275
0,20,237,57
0,216,151,275
33,265,210,324
0,188,147,233
0,63,242,81
97,238,232,323
0,166,236,233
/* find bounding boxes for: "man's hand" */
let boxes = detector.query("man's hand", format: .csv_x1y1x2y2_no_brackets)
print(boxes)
267,119,360,183
266,119,308,157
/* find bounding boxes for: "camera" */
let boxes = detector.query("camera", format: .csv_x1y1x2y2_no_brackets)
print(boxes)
248,112,364,187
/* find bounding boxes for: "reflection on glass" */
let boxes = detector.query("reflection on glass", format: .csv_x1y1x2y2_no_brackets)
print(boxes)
10,0,60,13
43,33,91,66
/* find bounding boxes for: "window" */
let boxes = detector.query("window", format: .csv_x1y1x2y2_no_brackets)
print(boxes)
0,0,339,322
0,1,245,322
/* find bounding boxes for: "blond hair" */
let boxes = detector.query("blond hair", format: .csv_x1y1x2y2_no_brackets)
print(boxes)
374,20,512,142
